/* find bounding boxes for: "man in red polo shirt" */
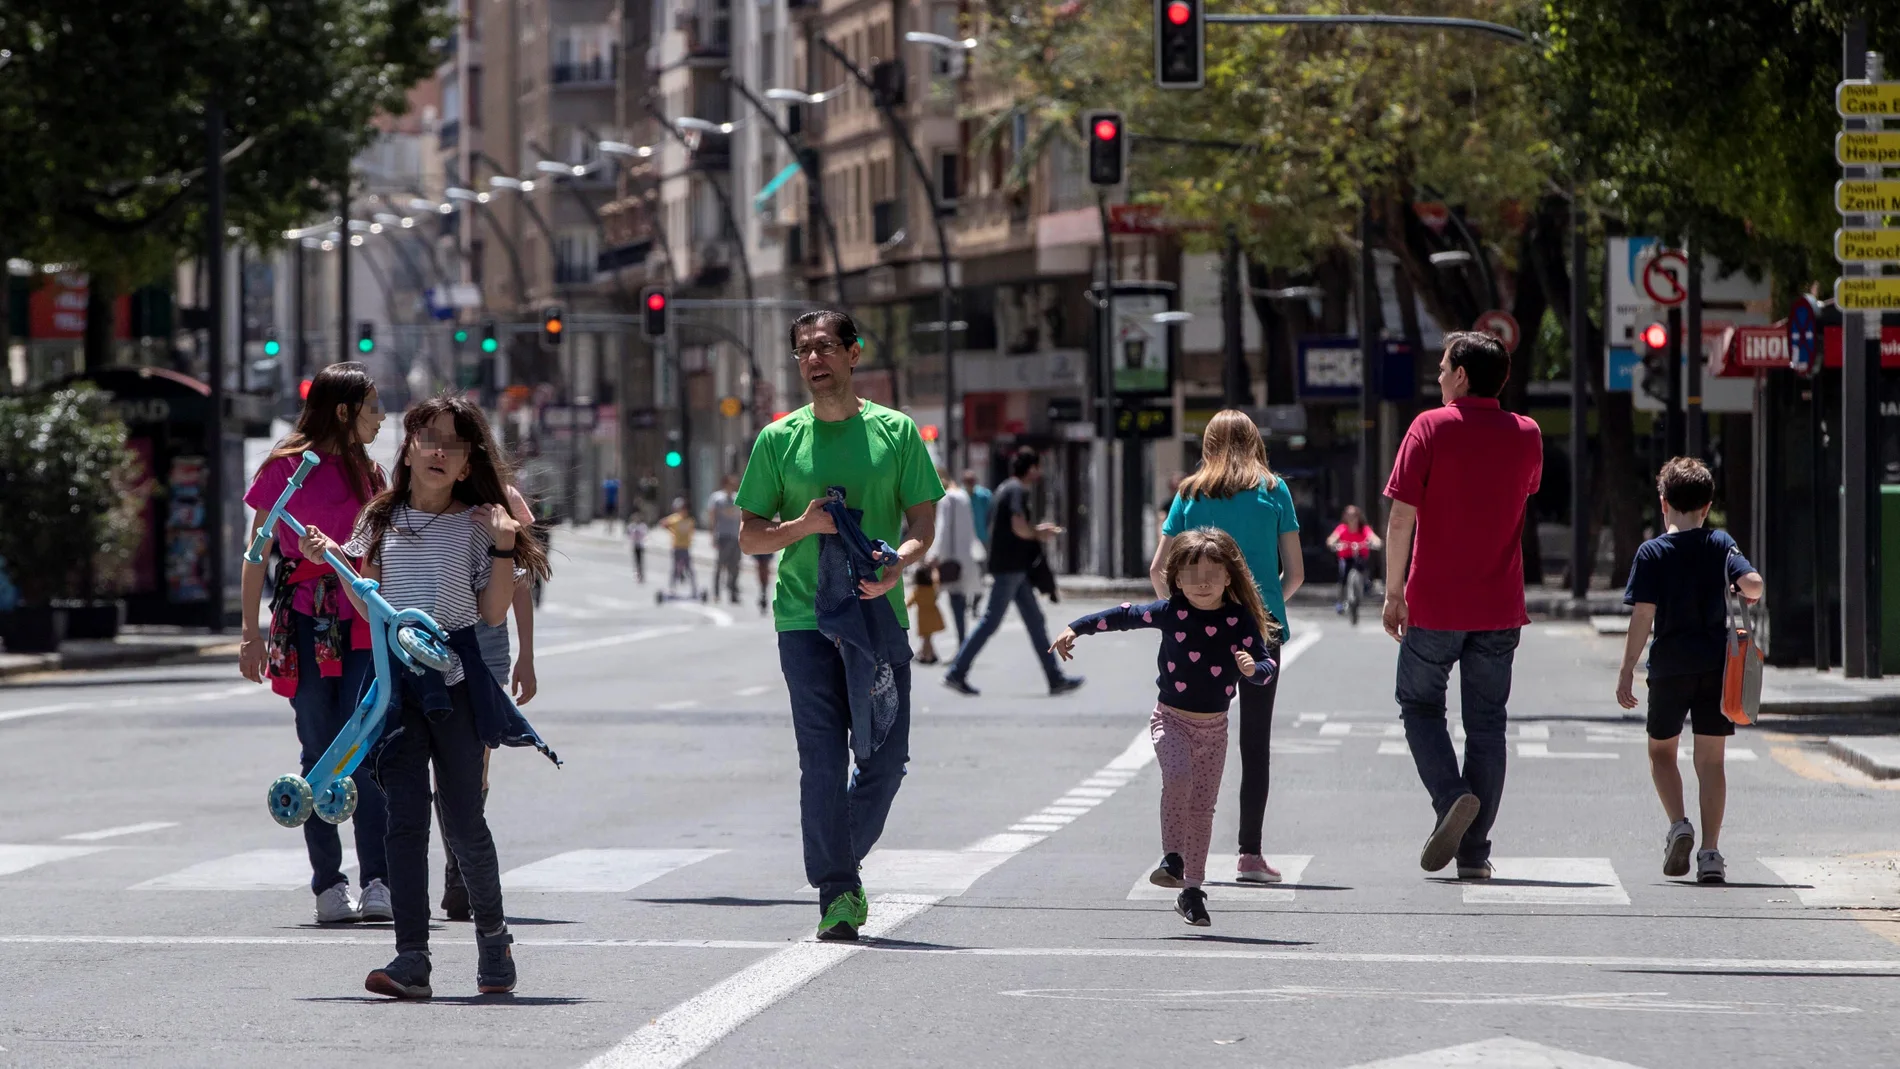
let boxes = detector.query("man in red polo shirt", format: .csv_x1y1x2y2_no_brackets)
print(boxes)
1382,331,1543,881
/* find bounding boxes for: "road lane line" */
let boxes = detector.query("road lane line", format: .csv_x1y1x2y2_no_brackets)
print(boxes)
580,894,942,1069
669,602,735,628
501,849,727,893
655,700,701,711
61,822,177,842
132,848,355,891
1762,857,1900,908
0,684,254,725
0,935,788,949
732,685,771,697
537,626,695,657
0,845,108,876
1461,858,1629,906
1127,854,1312,903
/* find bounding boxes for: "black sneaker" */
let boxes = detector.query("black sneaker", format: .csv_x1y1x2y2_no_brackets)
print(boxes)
943,674,980,696
1420,792,1480,873
1148,852,1186,888
476,927,517,994
441,864,471,922
365,950,433,999
1049,675,1086,696
1175,887,1211,927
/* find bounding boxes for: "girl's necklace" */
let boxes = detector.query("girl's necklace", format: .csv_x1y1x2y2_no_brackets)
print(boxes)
401,501,456,540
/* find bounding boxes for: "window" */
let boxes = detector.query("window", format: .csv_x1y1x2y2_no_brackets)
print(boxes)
467,67,483,128
937,150,960,204
760,29,776,86
553,24,616,82
469,239,485,288
554,229,598,284
930,5,961,76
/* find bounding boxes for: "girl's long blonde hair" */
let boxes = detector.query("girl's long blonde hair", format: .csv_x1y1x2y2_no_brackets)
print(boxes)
1161,528,1282,642
1177,409,1276,501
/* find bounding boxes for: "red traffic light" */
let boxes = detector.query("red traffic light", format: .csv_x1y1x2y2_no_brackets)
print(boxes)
299,379,313,400
646,291,667,312
1166,0,1192,25
1093,118,1120,142
1642,322,1669,349
919,423,940,442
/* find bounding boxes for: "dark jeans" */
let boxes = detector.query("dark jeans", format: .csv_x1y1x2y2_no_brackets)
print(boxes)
948,591,969,648
290,613,386,894
1397,626,1520,867
1235,640,1283,856
779,630,912,909
946,570,1062,686
378,683,505,951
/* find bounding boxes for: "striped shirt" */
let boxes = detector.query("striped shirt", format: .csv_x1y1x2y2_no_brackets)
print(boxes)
346,504,494,684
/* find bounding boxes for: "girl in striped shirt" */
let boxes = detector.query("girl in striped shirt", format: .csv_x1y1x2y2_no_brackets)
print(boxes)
302,397,554,1000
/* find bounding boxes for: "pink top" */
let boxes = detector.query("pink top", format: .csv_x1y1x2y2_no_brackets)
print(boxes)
244,452,379,621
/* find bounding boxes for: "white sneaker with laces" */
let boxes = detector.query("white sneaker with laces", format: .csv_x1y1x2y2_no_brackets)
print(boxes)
1696,848,1726,884
357,878,394,922
314,882,360,924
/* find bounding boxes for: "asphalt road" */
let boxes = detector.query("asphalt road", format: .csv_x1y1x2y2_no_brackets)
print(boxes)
4,532,1900,1068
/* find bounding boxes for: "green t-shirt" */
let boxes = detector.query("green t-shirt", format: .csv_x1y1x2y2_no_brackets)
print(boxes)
736,399,945,632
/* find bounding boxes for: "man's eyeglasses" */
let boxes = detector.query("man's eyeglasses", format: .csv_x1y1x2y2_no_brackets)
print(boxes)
791,339,844,362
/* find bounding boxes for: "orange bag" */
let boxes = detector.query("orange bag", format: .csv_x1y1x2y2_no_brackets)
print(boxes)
1720,550,1761,725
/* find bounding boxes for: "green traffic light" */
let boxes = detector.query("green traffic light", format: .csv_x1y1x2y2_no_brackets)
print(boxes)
664,450,683,468
454,329,469,344
481,337,498,354
263,339,281,357
358,337,374,353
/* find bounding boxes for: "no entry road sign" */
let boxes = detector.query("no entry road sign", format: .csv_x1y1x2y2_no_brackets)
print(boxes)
1641,250,1689,307
1473,309,1521,353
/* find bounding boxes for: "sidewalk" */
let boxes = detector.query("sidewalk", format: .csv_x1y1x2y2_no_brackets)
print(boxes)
0,630,238,681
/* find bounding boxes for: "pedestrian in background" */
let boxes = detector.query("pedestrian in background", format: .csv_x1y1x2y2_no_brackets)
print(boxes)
1617,457,1764,884
626,510,648,582
1383,331,1544,881
660,497,698,598
238,361,392,926
707,473,745,604
963,469,992,550
943,448,1084,698
931,468,982,649
909,562,946,664
1327,504,1384,613
737,309,943,941
1151,409,1303,884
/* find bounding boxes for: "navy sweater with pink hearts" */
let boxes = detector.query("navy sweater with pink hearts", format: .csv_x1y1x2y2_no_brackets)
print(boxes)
1068,596,1276,713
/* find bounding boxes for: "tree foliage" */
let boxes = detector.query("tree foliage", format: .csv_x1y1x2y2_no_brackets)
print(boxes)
0,0,450,288
0,387,139,604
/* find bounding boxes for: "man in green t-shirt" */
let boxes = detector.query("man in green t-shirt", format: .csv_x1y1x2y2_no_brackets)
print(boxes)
737,309,943,942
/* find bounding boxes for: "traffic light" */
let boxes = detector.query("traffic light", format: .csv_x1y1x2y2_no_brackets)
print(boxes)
452,326,469,349
480,321,499,354
1638,320,1670,403
1086,111,1125,187
262,330,281,359
1154,0,1204,89
541,305,565,349
641,287,669,339
356,321,375,355
664,429,683,469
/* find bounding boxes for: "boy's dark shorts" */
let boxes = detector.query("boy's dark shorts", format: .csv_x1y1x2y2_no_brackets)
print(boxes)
1646,669,1733,740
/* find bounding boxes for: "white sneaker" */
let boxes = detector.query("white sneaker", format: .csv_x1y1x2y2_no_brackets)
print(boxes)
357,878,394,922
314,882,359,924
1696,848,1727,884
1663,819,1695,878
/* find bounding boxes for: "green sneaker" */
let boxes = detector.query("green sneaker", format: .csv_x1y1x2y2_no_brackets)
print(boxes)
817,888,866,942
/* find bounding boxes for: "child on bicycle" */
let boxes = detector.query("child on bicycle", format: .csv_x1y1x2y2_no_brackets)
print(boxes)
1326,505,1382,615
660,496,698,597
1051,528,1279,927
301,396,555,999
1616,457,1763,884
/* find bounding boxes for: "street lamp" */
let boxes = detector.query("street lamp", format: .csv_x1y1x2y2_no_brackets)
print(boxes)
596,141,654,161
535,160,598,179
729,77,850,306
763,87,847,106
674,117,739,136
903,31,978,50
486,175,538,193
1428,250,1473,267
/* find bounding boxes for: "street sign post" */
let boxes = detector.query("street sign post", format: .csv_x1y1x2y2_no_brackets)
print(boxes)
1788,296,1821,374
1834,228,1900,261
1837,81,1900,116
1835,276,1900,310
1641,249,1689,306
1836,179,1900,213
1473,309,1521,353
1836,131,1900,166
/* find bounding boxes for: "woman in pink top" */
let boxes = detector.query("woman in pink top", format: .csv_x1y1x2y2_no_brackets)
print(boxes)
238,362,391,925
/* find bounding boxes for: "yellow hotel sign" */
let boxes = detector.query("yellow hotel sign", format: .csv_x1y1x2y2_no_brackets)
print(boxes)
1838,82,1900,117
1838,180,1900,214
1836,228,1900,262
1835,276,1900,311
1837,132,1900,166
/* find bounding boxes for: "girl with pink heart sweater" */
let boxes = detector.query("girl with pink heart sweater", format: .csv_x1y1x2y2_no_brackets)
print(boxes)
1051,528,1279,927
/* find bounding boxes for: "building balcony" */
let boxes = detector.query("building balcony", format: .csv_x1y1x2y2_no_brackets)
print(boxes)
680,14,730,65
437,118,460,151
554,260,598,285
950,188,1032,256
551,56,617,87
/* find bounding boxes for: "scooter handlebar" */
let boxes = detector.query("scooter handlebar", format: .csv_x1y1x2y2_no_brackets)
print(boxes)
241,450,322,564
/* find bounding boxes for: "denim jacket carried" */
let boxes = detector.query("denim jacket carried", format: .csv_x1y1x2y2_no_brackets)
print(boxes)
814,486,912,761
373,626,561,774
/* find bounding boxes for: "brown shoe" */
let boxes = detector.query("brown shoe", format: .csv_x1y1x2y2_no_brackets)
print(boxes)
1421,793,1480,873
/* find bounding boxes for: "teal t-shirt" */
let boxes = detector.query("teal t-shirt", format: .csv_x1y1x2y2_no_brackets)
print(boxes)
736,399,945,632
1161,476,1301,641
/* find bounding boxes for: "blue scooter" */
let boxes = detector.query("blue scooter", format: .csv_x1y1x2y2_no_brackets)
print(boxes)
244,450,455,829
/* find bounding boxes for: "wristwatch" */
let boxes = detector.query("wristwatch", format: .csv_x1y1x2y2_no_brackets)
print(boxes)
488,545,518,560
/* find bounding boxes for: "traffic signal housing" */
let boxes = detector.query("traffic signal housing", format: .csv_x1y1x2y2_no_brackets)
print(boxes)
262,330,281,359
1155,0,1204,89
642,287,670,339
1638,320,1670,403
664,428,684,469
480,321,499,354
452,326,469,350
541,306,565,349
1086,111,1125,187
356,321,375,355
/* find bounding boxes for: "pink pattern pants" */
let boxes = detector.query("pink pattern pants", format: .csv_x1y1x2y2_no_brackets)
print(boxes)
1150,703,1229,887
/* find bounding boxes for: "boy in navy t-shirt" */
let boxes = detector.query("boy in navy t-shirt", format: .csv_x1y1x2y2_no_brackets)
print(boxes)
1616,457,1764,885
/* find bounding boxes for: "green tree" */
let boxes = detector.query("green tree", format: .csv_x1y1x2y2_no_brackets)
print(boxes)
0,387,138,605
0,0,451,362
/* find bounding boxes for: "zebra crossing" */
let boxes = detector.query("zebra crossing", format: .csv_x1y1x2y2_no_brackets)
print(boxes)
1288,716,1760,762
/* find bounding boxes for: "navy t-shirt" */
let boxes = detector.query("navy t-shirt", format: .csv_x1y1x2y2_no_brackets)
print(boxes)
1623,527,1755,679
1068,596,1276,713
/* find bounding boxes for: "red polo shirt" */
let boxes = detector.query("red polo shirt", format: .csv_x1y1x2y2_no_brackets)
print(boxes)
1384,397,1543,631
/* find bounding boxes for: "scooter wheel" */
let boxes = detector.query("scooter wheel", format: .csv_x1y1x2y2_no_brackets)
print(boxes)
267,774,314,828
313,776,359,825
655,591,665,606
396,625,453,672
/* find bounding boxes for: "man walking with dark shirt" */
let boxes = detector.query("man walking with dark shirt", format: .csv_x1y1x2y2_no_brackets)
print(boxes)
943,448,1084,697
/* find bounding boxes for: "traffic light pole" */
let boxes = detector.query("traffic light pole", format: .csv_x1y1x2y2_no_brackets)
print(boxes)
1664,305,1684,458
204,100,228,633
1685,244,1704,458
337,183,351,366
1356,200,1377,520
1222,226,1246,408
1841,29,1881,678
1094,191,1116,578
1567,192,1589,601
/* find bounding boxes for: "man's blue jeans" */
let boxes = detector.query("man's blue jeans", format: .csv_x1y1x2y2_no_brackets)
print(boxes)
1397,626,1520,867
946,570,1062,686
779,630,912,910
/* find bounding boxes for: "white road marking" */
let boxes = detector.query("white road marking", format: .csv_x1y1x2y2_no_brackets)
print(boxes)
1520,724,1550,740
1517,743,1618,759
0,844,108,877
1378,741,1409,756
0,934,788,949
1320,722,1354,736
501,849,726,893
1761,857,1900,908
0,684,253,725
1341,1037,1649,1069
966,833,1046,854
1127,855,1312,903
1008,823,1064,833
61,821,177,842
1679,748,1757,762
1039,806,1092,817
537,626,695,658
732,685,772,697
1462,858,1629,906
1064,786,1116,798
798,850,1016,896
1298,712,1329,723
579,893,941,1069
670,602,735,627
132,848,355,891
655,700,701,711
